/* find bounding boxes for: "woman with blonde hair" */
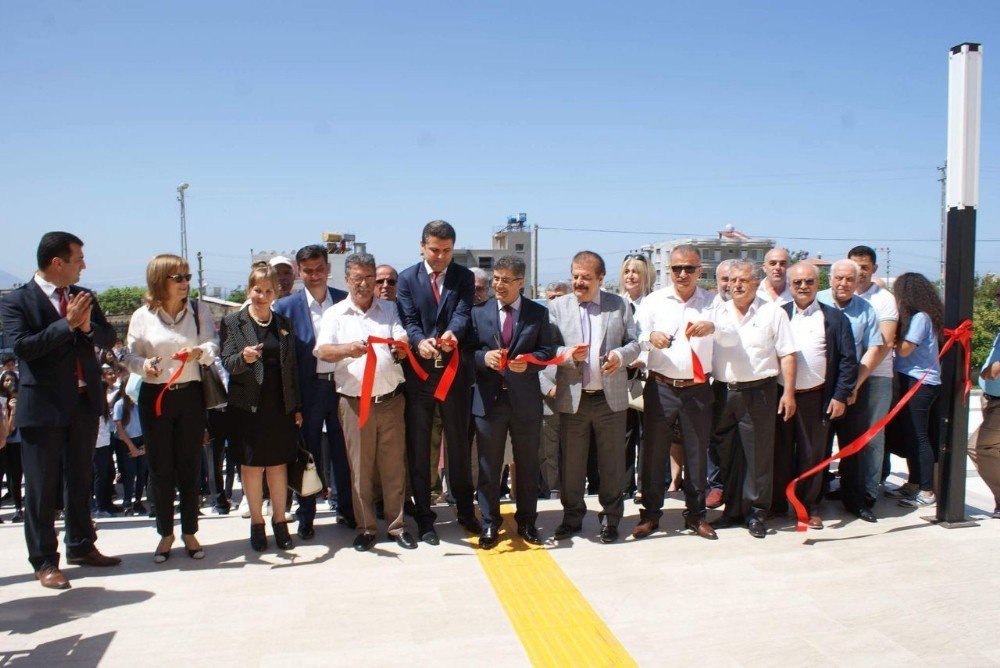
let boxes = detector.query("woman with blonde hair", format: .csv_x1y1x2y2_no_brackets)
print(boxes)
126,254,218,562
220,264,302,552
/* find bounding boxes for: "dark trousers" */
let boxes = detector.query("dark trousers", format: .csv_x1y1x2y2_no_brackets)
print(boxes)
713,378,777,522
138,383,205,537
475,392,541,531
19,393,99,571
624,407,643,494
405,374,475,531
773,388,829,514
706,381,729,491
298,378,352,525
559,393,627,528
206,409,234,505
640,380,713,522
113,436,148,506
897,374,941,492
826,383,870,512
4,442,24,508
93,446,116,512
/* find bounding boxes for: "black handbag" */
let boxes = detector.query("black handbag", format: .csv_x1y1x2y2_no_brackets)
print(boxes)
191,298,229,410
287,435,326,496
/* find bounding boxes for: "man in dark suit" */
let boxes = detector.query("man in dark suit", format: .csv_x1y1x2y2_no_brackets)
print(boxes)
773,262,858,528
468,256,553,548
273,244,353,539
0,232,120,589
396,220,479,544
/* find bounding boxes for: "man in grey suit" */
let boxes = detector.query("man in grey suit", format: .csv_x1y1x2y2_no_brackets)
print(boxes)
549,251,640,543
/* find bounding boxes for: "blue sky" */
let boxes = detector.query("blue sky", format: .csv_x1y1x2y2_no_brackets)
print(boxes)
1,1,997,290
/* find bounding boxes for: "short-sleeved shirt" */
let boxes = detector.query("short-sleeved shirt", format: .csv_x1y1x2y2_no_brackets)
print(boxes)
857,283,898,378
712,297,797,383
817,290,883,362
980,331,1000,397
635,285,717,378
113,397,143,439
894,311,941,385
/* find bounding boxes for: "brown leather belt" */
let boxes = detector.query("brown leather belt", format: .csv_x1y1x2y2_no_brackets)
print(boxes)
795,383,825,395
648,370,704,388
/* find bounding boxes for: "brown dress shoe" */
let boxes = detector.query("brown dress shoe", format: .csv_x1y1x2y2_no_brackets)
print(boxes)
684,518,718,540
631,519,659,540
705,488,724,509
67,548,122,567
807,515,823,529
36,567,71,590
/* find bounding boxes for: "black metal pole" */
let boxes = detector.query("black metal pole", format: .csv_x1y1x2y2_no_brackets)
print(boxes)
937,206,976,523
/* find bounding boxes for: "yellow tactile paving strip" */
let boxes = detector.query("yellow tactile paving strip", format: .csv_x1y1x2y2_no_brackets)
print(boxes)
473,509,637,667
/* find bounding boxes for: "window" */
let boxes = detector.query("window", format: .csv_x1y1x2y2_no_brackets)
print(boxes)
478,256,494,270
515,243,524,251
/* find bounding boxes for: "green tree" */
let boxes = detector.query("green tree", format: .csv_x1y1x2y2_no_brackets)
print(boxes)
98,286,145,316
972,274,1000,369
228,289,246,304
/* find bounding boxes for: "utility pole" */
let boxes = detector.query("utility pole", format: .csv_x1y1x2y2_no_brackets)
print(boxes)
197,251,206,299
879,246,891,282
938,162,947,283
177,183,190,260
533,224,539,299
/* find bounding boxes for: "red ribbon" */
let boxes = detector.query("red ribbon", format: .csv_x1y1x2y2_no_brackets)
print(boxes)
497,349,570,371
786,319,974,531
433,337,461,402
154,351,189,417
684,323,706,384
359,337,427,428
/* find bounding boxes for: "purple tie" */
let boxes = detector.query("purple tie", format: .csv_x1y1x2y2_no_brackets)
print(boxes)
580,301,593,386
501,304,514,348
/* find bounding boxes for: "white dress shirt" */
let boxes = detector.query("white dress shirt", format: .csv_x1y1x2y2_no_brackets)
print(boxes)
579,299,604,391
713,297,797,383
423,261,446,296
314,297,406,397
306,289,334,342
124,301,219,385
786,299,826,390
33,274,64,318
635,285,717,378
757,282,793,306
857,282,898,378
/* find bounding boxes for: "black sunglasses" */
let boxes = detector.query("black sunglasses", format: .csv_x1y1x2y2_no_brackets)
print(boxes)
670,265,699,275
168,273,193,283
375,278,397,286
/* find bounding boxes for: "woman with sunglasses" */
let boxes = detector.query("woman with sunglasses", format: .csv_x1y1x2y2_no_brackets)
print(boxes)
125,254,219,562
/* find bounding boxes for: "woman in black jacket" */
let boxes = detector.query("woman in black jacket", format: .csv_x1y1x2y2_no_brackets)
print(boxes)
220,264,302,551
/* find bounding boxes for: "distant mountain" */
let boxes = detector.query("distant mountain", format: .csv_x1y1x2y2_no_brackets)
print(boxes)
0,268,26,288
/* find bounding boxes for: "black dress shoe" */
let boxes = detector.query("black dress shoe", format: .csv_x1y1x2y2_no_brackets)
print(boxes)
517,525,543,545
353,533,377,552
391,531,418,549
458,516,483,535
420,529,440,546
297,523,315,540
272,521,295,550
250,523,267,552
479,526,500,549
599,525,619,544
553,523,580,540
855,508,877,523
747,518,767,538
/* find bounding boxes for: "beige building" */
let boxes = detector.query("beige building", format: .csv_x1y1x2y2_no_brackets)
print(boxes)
641,225,775,289
452,214,535,297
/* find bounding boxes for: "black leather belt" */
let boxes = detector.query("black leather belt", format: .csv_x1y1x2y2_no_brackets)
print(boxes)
168,381,197,391
724,377,775,391
372,385,403,403
986,393,1000,401
316,372,336,381
648,371,705,388
795,383,825,395
582,389,604,396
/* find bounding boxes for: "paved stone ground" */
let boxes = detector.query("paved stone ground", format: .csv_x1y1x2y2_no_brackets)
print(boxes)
0,402,997,667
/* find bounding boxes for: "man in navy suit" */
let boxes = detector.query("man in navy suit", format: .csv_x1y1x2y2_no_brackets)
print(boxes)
468,256,554,548
273,244,353,539
0,232,120,589
396,220,479,544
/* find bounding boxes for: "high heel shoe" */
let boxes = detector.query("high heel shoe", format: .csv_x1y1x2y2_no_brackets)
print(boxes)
272,521,295,550
182,534,205,560
250,523,267,552
154,535,174,564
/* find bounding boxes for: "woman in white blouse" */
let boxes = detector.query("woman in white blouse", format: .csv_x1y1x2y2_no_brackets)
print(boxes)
126,254,219,563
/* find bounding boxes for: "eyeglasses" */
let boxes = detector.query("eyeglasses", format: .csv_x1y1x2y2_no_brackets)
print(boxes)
168,274,192,283
625,254,648,263
670,265,700,276
791,278,816,287
375,278,397,286
347,275,375,285
492,276,523,285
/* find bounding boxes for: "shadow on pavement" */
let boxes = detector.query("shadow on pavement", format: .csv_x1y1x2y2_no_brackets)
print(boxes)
0,587,152,635
0,631,116,667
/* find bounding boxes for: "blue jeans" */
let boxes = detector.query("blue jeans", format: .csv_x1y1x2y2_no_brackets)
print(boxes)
861,376,892,499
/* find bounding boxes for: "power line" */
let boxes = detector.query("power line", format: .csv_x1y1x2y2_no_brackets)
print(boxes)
537,226,1000,243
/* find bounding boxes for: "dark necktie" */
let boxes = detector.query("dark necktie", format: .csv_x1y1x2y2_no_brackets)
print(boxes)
56,287,84,385
501,304,514,348
430,271,441,304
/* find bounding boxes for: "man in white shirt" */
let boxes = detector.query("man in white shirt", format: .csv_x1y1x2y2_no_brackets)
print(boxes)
632,246,718,541
706,258,739,507
315,253,415,552
757,248,793,306
711,260,797,538
848,245,898,500
772,263,858,528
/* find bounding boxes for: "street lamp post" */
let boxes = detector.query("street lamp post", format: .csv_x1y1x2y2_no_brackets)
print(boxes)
177,183,190,260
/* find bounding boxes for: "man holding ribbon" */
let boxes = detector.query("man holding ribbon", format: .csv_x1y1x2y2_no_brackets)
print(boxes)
468,255,554,548
315,253,416,551
396,220,479,545
549,250,640,544
632,245,718,541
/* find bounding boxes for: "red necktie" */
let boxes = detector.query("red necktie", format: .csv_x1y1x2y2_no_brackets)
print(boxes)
430,271,441,304
56,287,84,385
501,304,514,348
